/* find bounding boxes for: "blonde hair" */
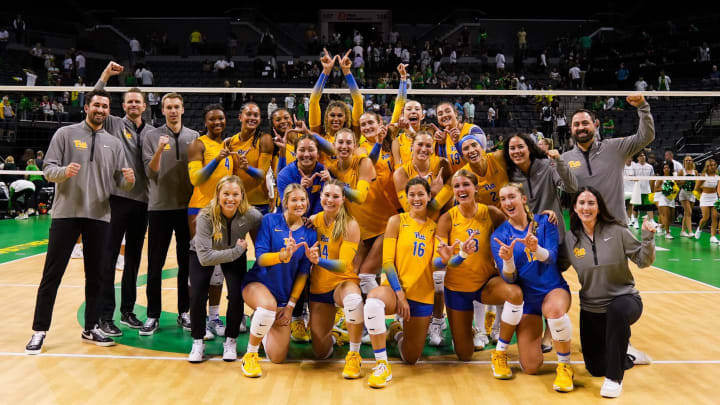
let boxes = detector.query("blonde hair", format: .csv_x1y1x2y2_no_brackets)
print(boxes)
323,179,354,240
702,159,716,175
202,175,250,241
334,127,357,148
161,92,184,108
282,183,309,214
324,100,352,135
500,182,537,235
683,157,696,172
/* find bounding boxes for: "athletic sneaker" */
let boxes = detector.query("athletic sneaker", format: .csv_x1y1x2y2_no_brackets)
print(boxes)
368,360,392,388
238,314,248,333
627,343,652,365
361,327,371,344
387,320,402,344
81,327,116,347
241,352,262,378
139,318,159,336
208,317,226,337
188,340,205,363
695,229,702,240
665,233,674,240
177,312,191,331
633,221,640,230
223,338,237,362
120,312,143,329
553,363,574,392
342,351,362,379
290,319,310,343
115,255,125,271
334,307,346,330
71,244,83,259
98,319,122,337
427,321,445,346
203,325,215,341
680,231,690,237
472,327,489,350
491,350,512,379
25,332,46,354
600,378,623,398
331,326,349,346
711,236,720,244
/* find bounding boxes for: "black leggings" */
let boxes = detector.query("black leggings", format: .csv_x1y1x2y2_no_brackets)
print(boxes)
189,251,247,340
580,294,642,381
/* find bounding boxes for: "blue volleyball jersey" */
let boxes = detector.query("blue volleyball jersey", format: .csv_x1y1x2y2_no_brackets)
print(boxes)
490,214,568,300
245,213,316,305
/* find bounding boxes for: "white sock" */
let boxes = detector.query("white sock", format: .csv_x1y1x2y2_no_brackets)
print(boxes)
247,343,259,353
432,317,444,326
208,305,220,318
557,351,570,364
349,342,361,353
374,348,388,362
291,316,303,322
496,338,509,352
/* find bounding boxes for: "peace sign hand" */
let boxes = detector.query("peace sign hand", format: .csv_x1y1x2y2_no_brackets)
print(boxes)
339,49,353,74
320,48,335,74
273,128,286,150
519,228,539,253
397,63,409,81
305,241,320,264
435,236,459,264
457,230,479,256
493,237,518,261
430,167,444,195
447,126,461,143
282,231,309,262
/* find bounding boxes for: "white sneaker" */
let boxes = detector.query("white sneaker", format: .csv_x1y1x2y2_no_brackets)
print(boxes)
188,340,205,363
203,325,215,341
600,378,623,398
633,221,640,230
223,337,237,362
71,244,83,259
361,327,371,344
115,255,125,270
627,343,652,365
238,315,248,333
427,322,445,346
208,317,226,336
711,236,720,244
695,229,702,240
472,327,489,350
680,231,689,237
665,233,674,240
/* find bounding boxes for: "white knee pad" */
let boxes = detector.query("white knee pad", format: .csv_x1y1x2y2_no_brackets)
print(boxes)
547,314,572,343
501,301,523,326
343,293,364,324
432,271,446,293
250,307,276,338
210,265,224,286
364,298,387,335
359,273,379,295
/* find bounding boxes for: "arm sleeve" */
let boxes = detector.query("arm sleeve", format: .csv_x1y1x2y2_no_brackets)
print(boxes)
396,190,409,212
289,273,308,303
276,155,287,173
243,165,265,179
313,133,336,156
429,184,453,211
622,227,656,268
258,152,273,173
390,80,408,124
254,216,287,267
343,179,370,203
367,142,382,165
345,73,364,127
195,215,247,266
309,73,327,129
381,237,402,292
43,128,69,182
317,240,359,273
188,159,219,186
616,102,655,158
538,218,559,264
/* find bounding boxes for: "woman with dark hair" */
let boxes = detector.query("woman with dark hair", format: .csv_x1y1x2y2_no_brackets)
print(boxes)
561,186,656,398
502,132,577,240
271,107,335,175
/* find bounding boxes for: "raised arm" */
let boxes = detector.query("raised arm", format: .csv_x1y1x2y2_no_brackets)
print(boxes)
309,48,334,133
339,49,364,130
390,64,409,124
616,94,655,158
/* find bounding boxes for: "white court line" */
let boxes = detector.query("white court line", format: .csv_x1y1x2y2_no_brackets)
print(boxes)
0,253,46,266
2,352,719,365
0,284,178,290
652,264,720,291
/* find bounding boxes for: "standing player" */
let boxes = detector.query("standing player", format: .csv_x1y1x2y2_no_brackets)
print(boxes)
433,101,486,173
140,93,198,335
93,61,155,336
25,89,135,353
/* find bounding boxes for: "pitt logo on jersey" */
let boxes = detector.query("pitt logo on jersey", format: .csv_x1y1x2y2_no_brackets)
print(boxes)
568,161,581,169
312,185,322,193
73,140,87,149
414,232,426,241
320,235,330,243
163,143,171,150
123,130,132,140
574,248,586,258
483,183,496,191
467,229,479,237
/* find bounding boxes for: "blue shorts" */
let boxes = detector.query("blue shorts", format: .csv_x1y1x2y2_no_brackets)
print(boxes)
241,272,289,308
309,289,336,305
444,284,487,312
187,207,201,216
523,286,571,316
408,299,433,317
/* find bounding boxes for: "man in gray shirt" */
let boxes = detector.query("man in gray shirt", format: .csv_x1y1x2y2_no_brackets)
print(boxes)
26,89,135,354
140,92,198,335
93,62,155,336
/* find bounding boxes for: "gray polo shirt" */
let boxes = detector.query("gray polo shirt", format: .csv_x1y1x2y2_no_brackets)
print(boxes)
190,207,263,266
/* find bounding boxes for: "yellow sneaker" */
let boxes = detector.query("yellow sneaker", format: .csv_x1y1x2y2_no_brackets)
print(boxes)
485,310,496,335
387,320,402,344
290,319,310,343
241,352,262,378
334,307,346,330
332,326,349,346
342,351,362,379
368,360,392,388
553,363,574,392
491,350,512,379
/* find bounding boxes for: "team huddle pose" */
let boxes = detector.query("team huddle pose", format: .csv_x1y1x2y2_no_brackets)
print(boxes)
24,54,665,398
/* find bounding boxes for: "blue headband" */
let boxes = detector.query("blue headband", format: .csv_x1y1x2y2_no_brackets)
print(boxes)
458,135,484,157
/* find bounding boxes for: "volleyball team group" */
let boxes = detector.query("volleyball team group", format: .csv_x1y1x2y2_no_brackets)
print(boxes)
24,50,669,398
